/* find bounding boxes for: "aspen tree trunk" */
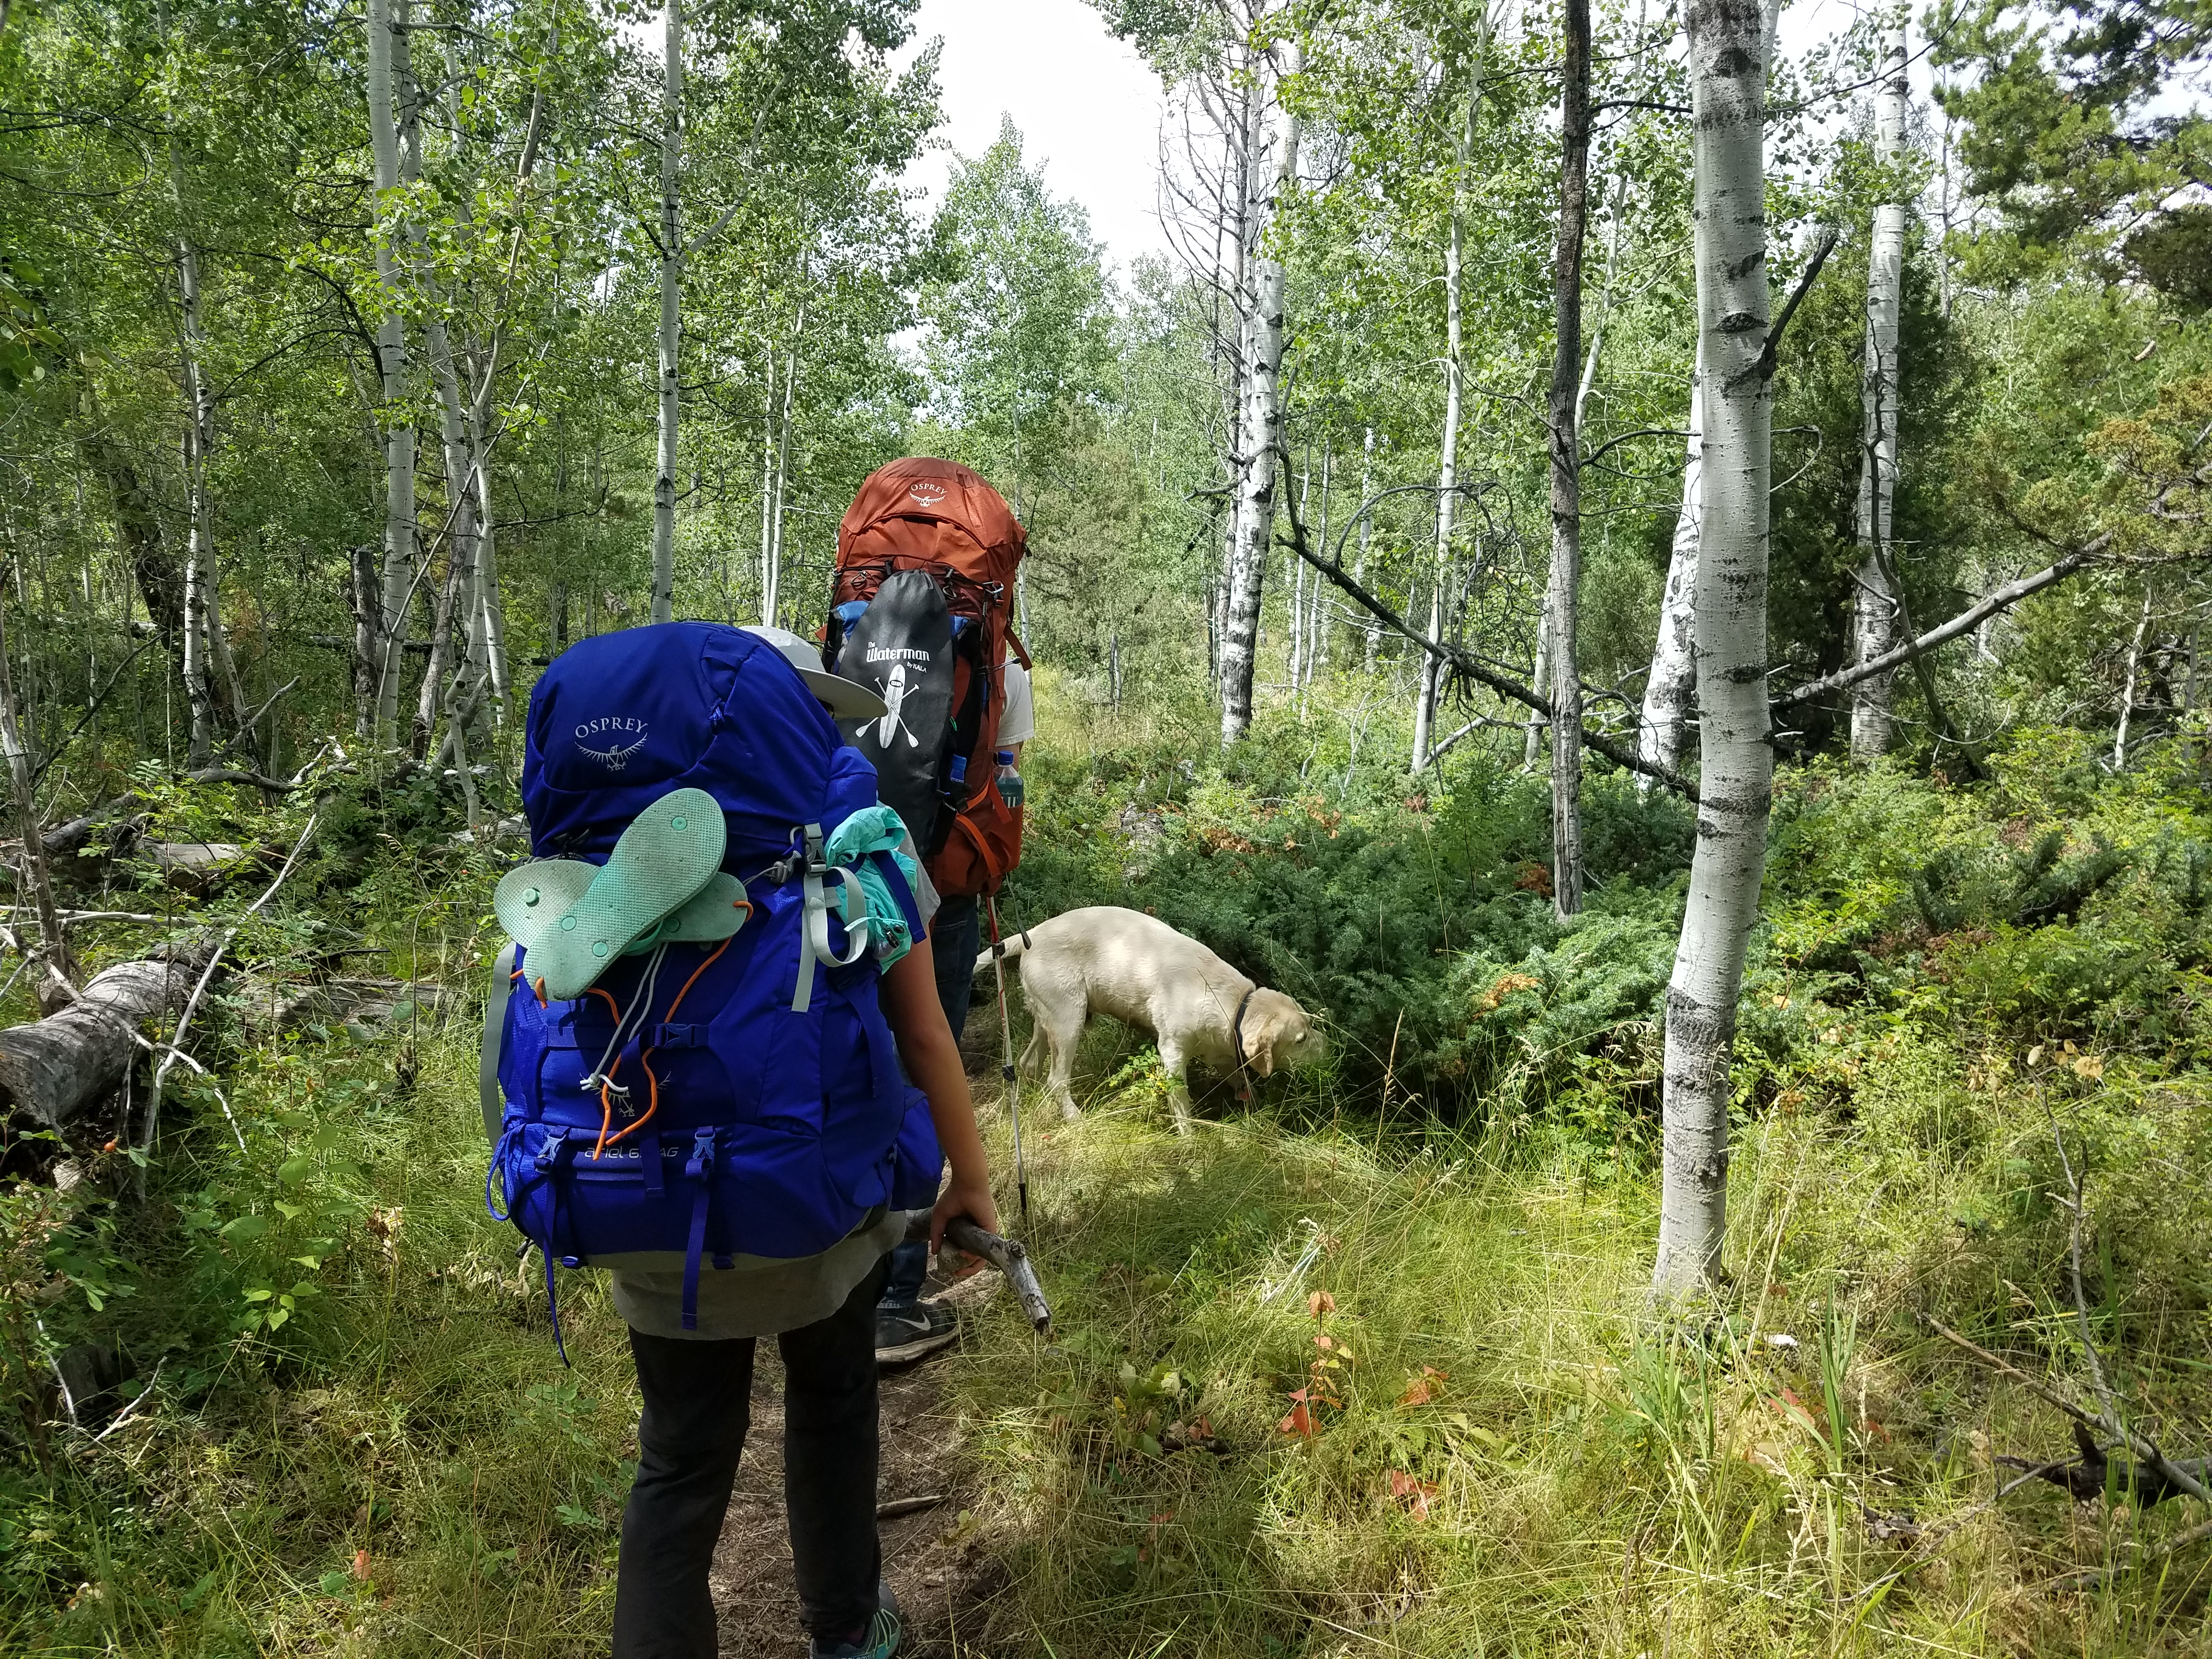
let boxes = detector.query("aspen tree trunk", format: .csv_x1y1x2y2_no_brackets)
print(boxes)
1413,98,1470,771
0,586,74,1001
1218,37,1300,747
470,396,506,716
414,314,479,757
1654,0,1772,1301
651,0,683,626
1212,74,1254,698
175,244,219,769
1545,0,1592,918
365,0,416,744
1849,20,1908,758
1311,438,1330,681
1639,0,1775,794
1639,366,1702,793
758,343,776,622
768,336,796,626
2114,588,2152,769
1355,427,1379,672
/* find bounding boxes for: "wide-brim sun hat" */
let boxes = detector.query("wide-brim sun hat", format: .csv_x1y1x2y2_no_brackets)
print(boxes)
743,624,889,720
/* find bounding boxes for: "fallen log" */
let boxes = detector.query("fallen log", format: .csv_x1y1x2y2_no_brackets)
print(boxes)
0,939,216,1131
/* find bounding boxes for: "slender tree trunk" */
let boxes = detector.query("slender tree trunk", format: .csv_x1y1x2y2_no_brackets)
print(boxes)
1414,108,1470,771
1654,0,1771,1300
2114,588,2153,769
1311,437,1331,682
758,343,776,623
768,337,796,627
415,315,479,757
366,0,416,744
349,544,378,736
470,394,506,718
651,0,684,625
1849,20,1909,759
175,256,218,769
1355,427,1379,672
1639,364,1702,793
1524,599,1548,770
0,586,74,1000
1546,0,1592,918
1218,38,1300,747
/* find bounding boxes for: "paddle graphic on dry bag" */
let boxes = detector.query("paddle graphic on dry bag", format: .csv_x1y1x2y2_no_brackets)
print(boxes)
831,571,959,853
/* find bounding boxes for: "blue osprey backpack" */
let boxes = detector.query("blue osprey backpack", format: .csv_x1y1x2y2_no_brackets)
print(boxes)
485,622,943,1342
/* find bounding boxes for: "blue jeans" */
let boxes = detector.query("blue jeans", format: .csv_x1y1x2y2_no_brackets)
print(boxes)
882,894,983,1311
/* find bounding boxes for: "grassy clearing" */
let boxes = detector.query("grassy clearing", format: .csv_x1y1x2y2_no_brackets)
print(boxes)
935,1047,2212,1658
5,704,2212,1655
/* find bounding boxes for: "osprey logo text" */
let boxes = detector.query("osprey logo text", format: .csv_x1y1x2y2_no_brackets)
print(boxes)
574,716,649,771
907,479,947,508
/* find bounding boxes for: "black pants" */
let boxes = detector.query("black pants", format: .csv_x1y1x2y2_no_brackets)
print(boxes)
613,1259,888,1657
931,892,981,1043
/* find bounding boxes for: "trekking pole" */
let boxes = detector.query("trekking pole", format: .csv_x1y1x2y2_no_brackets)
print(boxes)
985,894,1031,1232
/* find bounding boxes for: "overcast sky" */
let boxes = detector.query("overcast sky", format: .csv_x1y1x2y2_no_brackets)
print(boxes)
894,1,1895,287
896,0,1172,277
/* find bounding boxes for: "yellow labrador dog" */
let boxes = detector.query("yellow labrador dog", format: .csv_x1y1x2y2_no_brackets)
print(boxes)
977,905,1324,1130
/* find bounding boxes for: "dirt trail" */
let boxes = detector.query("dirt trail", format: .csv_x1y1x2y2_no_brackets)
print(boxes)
706,1335,998,1657
708,1019,1008,1656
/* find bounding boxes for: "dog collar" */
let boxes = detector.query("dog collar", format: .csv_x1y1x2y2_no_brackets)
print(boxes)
1230,986,1256,1073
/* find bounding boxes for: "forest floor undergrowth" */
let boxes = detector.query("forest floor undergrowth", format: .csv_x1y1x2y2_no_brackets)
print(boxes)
6,720,2212,1656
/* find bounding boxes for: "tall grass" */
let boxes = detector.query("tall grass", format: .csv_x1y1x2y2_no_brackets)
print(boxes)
934,1045,2212,1658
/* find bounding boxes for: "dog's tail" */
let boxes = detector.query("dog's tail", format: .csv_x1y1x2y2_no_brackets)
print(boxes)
972,928,1036,977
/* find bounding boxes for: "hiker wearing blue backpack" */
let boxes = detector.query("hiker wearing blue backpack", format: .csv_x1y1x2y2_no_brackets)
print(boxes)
481,621,996,1659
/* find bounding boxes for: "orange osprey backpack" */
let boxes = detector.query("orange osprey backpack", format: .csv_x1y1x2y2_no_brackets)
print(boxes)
826,458,1028,899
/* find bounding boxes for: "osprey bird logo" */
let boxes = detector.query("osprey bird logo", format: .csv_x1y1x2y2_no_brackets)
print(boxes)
873,663,919,749
574,717,650,771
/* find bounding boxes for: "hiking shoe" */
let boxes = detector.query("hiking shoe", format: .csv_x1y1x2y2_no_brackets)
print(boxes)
809,1579,901,1659
875,1299,958,1364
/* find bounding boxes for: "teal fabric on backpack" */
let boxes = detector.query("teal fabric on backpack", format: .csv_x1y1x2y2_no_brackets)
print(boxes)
488,624,944,1347
824,805,917,968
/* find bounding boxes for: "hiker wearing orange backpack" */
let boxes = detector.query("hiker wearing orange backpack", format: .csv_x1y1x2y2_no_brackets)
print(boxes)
821,459,1029,1361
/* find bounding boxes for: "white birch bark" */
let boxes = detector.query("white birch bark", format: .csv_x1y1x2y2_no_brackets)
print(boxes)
175,240,218,769
1639,365,1702,794
1413,96,1470,772
365,0,416,744
1654,0,1772,1301
1355,426,1379,672
1310,438,1330,682
414,313,478,754
1217,35,1300,747
2114,588,2152,769
1849,19,1909,759
768,336,795,627
651,0,683,625
1546,0,1592,918
758,343,776,622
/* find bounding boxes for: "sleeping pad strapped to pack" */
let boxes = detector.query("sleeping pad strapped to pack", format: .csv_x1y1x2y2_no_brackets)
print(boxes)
485,622,943,1338
827,457,1028,899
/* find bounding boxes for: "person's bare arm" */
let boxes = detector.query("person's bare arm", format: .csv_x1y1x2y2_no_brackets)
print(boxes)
879,930,1000,1247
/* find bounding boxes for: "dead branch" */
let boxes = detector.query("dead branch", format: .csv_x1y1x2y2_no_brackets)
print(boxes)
1776,544,2103,708
1922,1315,2209,1505
1273,446,1700,800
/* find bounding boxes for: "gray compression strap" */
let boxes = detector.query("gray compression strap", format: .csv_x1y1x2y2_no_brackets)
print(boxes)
482,941,518,1147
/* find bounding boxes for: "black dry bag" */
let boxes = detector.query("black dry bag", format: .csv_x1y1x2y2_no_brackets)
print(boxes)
833,569,961,853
